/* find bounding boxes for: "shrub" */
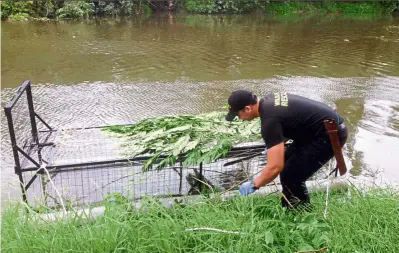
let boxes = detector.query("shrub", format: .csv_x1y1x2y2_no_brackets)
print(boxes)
56,0,94,19
1,0,31,19
93,0,151,17
185,0,261,14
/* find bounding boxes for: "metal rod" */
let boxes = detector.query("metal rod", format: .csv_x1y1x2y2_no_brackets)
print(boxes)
25,172,40,190
4,107,27,203
38,142,54,147
38,125,111,132
25,82,39,146
21,158,146,172
35,112,53,131
19,144,271,172
179,161,183,194
223,152,263,167
20,137,40,169
16,146,41,168
199,162,203,193
4,80,30,110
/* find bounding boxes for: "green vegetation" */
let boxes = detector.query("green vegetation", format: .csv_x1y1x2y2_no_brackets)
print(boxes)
265,1,398,15
1,0,397,20
56,0,93,19
185,0,262,14
103,111,261,171
2,187,398,252
1,0,31,21
1,0,152,20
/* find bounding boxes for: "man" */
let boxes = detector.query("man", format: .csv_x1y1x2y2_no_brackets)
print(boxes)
225,90,348,209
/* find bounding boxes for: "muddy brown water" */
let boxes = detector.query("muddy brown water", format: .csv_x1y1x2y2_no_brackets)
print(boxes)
1,13,399,206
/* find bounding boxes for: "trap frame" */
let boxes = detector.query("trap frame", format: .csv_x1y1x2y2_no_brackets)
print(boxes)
4,80,270,208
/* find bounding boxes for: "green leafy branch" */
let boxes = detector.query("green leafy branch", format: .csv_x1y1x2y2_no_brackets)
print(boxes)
102,111,261,171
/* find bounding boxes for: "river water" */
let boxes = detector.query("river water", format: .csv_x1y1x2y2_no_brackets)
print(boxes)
1,13,399,205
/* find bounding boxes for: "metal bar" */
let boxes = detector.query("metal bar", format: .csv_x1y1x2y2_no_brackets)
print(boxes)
20,135,41,169
4,80,30,110
25,82,45,167
36,142,54,147
22,138,30,149
21,158,145,172
38,125,115,132
34,112,53,131
199,162,203,193
223,152,263,167
36,130,55,150
179,161,183,194
4,107,27,203
20,143,272,172
16,146,41,168
224,149,264,159
25,82,40,146
25,172,41,190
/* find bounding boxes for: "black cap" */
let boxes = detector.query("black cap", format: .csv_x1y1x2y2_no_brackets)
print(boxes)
225,90,257,121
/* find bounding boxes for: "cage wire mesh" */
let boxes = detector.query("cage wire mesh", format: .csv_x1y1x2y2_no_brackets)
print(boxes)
21,124,267,208
31,152,267,207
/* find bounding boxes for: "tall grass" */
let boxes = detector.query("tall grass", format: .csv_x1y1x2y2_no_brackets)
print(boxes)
2,187,399,252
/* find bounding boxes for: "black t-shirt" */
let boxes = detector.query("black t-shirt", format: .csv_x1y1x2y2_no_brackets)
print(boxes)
259,92,344,149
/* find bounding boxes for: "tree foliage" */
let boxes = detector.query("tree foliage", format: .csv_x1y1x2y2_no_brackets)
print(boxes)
1,0,397,20
56,0,94,19
185,0,262,14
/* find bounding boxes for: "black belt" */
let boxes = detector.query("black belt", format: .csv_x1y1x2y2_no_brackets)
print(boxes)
315,122,346,137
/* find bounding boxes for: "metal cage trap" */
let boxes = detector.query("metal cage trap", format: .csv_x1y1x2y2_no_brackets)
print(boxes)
4,81,272,208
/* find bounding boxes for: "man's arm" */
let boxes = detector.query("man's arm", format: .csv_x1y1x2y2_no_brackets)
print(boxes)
253,142,285,188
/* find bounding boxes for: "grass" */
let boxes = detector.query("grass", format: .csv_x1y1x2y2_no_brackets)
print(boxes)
2,187,399,253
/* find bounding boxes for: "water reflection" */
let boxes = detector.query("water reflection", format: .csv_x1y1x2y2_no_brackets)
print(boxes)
351,100,399,182
2,14,399,88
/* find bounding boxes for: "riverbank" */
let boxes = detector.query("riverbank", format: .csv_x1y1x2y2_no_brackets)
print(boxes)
2,186,398,252
2,0,398,21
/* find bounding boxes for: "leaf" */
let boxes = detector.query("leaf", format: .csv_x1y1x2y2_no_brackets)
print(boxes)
182,150,201,167
165,125,192,133
155,155,177,170
127,145,147,156
298,243,314,251
183,140,199,153
142,152,161,171
312,232,330,247
172,135,191,157
142,129,165,142
297,223,308,231
264,231,274,245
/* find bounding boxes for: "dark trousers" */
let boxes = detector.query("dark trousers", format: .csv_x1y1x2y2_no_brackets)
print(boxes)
280,127,348,208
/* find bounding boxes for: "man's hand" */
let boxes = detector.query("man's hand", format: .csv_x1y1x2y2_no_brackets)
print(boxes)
238,180,257,195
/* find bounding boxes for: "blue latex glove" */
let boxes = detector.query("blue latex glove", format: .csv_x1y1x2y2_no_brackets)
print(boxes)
239,180,257,195
263,147,267,155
